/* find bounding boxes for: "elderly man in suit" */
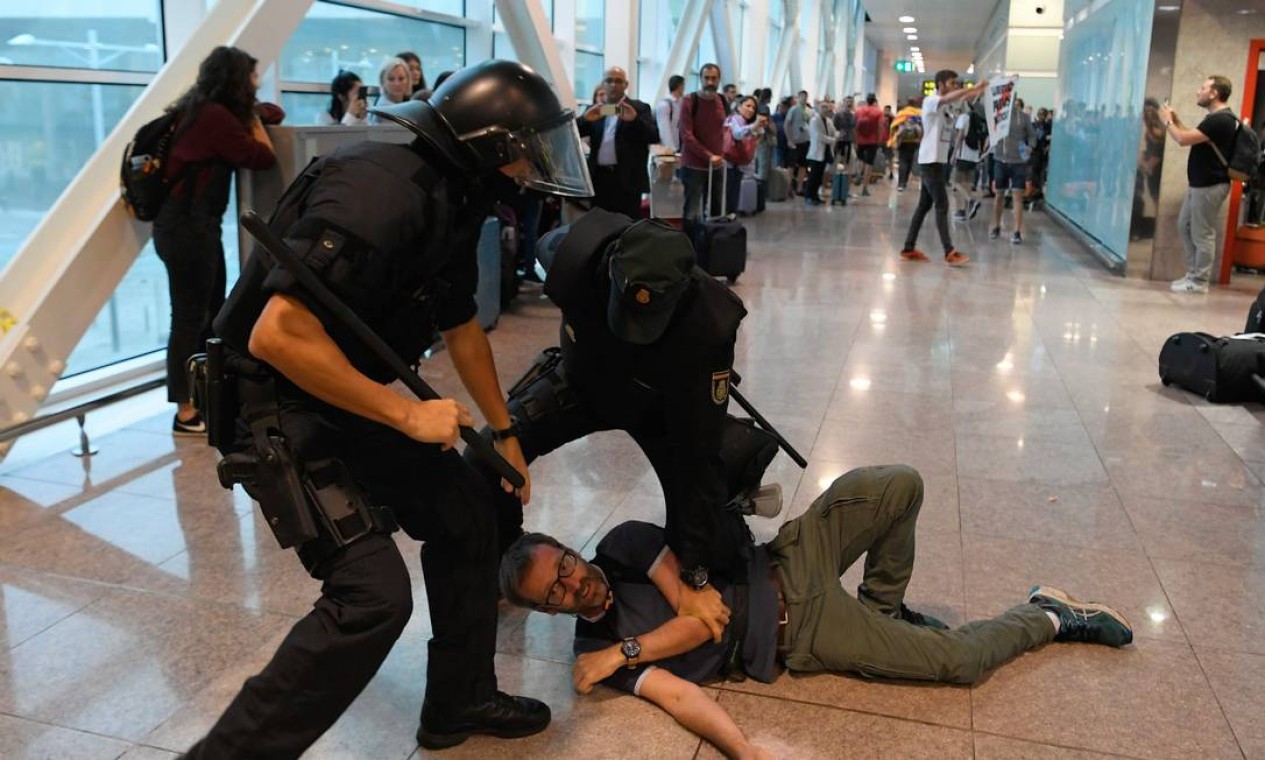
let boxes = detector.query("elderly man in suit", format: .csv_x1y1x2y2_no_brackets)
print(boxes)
578,66,660,219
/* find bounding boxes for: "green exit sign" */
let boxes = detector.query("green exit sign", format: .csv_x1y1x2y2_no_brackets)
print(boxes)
894,60,915,73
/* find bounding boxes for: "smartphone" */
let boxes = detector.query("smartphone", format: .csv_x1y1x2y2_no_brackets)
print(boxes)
599,103,620,117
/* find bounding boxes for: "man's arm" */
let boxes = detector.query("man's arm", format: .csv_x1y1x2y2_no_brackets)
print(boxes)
648,542,730,643
638,669,769,760
940,80,989,107
623,100,660,144
572,615,712,694
1158,107,1211,147
442,317,531,502
655,99,674,149
249,294,470,446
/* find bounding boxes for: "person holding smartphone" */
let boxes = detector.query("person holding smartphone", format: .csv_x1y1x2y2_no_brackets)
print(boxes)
318,70,369,126
577,65,660,219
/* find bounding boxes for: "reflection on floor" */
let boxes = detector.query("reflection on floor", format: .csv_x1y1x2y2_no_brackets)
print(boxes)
2,188,1264,760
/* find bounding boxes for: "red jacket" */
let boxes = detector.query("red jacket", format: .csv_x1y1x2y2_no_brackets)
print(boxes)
165,102,276,201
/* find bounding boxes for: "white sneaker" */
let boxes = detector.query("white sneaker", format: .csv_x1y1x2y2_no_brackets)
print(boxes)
1172,279,1209,294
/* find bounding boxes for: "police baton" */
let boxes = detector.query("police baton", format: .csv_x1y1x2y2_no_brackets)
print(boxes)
239,210,526,489
729,371,808,469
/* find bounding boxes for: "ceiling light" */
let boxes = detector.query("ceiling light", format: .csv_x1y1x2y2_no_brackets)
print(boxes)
902,27,918,33
907,35,918,40
910,46,920,51
899,15,915,23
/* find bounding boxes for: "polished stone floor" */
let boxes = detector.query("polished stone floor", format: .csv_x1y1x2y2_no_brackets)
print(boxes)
3,185,1265,759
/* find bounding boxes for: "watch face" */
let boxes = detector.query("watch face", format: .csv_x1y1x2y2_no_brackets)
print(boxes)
622,638,641,659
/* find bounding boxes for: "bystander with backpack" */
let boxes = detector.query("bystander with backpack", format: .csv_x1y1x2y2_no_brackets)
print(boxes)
147,46,277,434
889,98,924,192
1160,75,1250,293
952,103,988,222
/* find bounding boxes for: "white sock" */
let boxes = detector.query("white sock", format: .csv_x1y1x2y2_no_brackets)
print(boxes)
1045,610,1061,634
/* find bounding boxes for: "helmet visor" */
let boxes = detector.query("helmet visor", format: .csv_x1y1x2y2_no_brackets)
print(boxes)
508,113,594,198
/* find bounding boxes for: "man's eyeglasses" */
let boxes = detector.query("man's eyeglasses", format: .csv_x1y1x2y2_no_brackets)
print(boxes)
542,549,578,608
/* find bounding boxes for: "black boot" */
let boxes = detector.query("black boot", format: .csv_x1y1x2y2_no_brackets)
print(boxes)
418,692,551,750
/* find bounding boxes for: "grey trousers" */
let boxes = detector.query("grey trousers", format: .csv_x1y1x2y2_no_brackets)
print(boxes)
769,466,1055,684
1179,183,1231,285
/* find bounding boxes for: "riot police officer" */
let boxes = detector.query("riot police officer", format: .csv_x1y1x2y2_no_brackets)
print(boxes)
183,61,594,757
470,209,774,629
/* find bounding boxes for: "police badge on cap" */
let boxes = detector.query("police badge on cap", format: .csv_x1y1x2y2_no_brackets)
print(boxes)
607,220,695,345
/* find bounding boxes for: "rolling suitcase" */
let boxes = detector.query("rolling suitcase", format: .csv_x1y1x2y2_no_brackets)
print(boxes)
738,174,759,215
1158,332,1265,402
695,167,747,284
830,168,849,206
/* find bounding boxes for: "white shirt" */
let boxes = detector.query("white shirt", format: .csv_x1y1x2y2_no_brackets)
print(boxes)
597,114,619,165
655,95,681,152
917,94,957,165
954,112,981,163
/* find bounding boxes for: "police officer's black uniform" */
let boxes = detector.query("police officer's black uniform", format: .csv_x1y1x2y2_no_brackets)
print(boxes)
183,61,594,758
474,210,758,585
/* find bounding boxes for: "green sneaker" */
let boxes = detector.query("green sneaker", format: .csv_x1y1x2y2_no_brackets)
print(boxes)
1029,586,1133,647
896,604,949,630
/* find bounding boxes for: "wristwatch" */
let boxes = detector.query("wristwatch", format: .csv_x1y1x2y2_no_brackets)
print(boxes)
621,636,642,669
491,419,520,442
681,565,710,590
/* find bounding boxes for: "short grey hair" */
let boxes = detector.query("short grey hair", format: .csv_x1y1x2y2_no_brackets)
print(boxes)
499,532,566,608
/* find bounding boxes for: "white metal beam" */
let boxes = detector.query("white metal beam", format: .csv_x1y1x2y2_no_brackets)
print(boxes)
497,0,576,107
710,0,738,89
768,0,797,100
0,0,314,455
656,0,714,101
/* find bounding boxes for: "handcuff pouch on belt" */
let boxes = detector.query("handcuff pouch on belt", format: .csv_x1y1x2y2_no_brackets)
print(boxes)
198,348,396,568
506,347,578,422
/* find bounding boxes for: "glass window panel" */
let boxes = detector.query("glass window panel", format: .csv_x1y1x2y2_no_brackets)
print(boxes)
280,2,464,92
0,81,144,269
0,0,163,73
395,0,464,15
575,51,605,106
1046,0,1155,262
575,0,603,50
281,91,333,127
493,31,513,61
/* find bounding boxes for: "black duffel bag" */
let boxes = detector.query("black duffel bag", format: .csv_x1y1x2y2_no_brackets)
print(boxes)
1158,332,1265,402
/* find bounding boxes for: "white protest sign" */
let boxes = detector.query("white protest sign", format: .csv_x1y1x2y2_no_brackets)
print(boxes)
985,76,1018,145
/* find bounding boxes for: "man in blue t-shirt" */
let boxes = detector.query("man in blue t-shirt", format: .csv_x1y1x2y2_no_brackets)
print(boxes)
499,465,1133,758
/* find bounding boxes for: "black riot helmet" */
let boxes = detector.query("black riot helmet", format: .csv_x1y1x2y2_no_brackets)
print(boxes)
372,59,594,198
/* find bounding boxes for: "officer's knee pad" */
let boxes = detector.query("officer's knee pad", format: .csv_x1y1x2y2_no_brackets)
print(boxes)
505,347,575,425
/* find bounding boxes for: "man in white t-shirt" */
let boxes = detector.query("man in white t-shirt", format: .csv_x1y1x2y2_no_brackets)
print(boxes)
655,75,685,153
952,104,988,223
899,70,989,267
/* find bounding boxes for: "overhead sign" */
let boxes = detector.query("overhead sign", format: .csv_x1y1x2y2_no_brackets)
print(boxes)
922,79,976,96
894,60,915,73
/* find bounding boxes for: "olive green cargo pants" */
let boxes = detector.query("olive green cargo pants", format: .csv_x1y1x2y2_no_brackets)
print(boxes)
768,465,1054,684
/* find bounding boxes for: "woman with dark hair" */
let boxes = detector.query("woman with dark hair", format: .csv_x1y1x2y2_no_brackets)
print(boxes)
155,45,277,434
319,70,369,125
396,51,430,97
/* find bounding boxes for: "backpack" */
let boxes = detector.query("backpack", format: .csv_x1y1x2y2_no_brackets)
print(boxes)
964,109,988,151
1209,113,1263,184
120,110,191,221
897,118,922,143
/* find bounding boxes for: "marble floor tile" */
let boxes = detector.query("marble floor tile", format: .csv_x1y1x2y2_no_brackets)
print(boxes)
961,534,1182,643
1122,495,1265,567
0,588,291,741
973,734,1131,759
1196,647,1265,759
971,638,1240,758
0,564,115,650
953,401,1092,445
698,691,974,759
956,433,1109,486
0,713,133,760
1152,558,1265,655
1099,445,1264,508
958,478,1142,552
811,419,958,477
0,476,89,533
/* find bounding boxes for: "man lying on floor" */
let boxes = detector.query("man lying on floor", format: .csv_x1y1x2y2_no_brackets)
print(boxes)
499,465,1133,759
